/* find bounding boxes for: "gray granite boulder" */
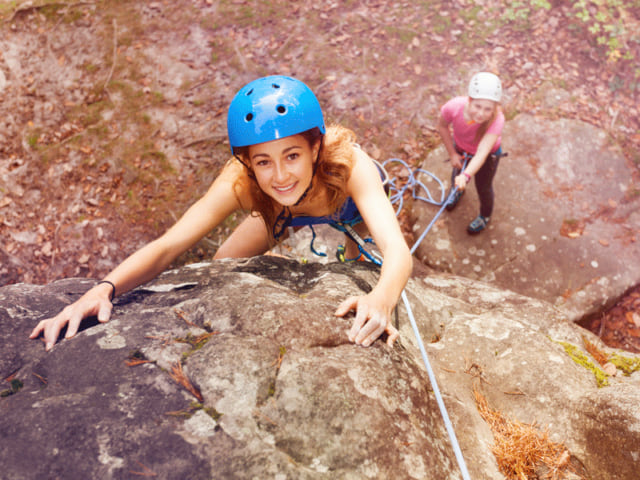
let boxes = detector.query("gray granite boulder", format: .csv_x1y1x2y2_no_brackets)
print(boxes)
2,256,639,479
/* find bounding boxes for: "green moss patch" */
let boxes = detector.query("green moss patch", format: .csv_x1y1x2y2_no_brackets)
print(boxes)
553,339,609,388
609,354,640,376
1,379,24,398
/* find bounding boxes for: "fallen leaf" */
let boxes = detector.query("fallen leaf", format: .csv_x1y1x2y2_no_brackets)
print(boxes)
625,311,640,326
560,219,585,238
628,328,640,338
598,239,609,246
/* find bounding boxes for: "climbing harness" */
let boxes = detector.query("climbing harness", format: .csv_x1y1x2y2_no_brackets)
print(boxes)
333,222,383,265
283,157,390,264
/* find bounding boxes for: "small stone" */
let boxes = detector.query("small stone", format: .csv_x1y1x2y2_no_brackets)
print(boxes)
602,363,617,376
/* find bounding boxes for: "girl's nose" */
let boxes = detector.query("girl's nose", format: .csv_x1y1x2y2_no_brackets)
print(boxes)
274,162,288,182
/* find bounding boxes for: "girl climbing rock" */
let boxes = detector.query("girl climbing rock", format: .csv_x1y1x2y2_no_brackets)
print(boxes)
30,76,412,350
436,72,506,234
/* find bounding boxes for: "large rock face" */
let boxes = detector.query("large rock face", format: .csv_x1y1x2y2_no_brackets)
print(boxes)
2,256,640,479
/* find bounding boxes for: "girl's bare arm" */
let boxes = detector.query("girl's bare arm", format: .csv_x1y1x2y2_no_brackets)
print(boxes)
31,161,248,350
335,147,413,347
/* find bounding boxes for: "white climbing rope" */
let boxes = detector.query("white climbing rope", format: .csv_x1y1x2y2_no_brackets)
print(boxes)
401,290,472,480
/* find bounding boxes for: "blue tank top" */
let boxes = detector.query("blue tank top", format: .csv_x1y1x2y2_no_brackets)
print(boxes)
288,196,362,228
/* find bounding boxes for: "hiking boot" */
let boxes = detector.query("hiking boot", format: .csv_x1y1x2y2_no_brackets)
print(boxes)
467,215,490,234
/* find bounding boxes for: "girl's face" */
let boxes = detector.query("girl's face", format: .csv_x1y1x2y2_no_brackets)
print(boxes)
468,98,496,124
249,134,320,206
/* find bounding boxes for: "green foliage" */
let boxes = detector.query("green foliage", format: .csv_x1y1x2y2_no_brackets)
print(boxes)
502,0,551,27
0,1,19,17
569,0,637,61
497,0,637,62
430,15,451,35
215,1,257,28
26,133,39,148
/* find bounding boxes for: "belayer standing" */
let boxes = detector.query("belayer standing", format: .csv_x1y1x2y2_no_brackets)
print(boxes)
30,75,412,350
436,72,505,234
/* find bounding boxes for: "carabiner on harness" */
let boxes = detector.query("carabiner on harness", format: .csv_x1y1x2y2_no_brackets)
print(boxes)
336,223,383,266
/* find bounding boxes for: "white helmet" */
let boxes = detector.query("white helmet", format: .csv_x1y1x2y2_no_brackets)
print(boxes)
468,72,502,102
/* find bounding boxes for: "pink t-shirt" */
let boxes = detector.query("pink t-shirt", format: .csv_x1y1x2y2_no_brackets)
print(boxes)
440,96,504,154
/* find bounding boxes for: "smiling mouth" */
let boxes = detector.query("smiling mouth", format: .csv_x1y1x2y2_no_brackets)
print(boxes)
273,182,297,194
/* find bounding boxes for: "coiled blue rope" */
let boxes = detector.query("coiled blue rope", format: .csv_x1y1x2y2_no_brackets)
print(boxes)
382,157,448,214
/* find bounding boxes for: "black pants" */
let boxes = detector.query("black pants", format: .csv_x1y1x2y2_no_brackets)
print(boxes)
453,147,502,218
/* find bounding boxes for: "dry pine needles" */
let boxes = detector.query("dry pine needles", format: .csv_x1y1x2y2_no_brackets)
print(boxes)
474,389,578,480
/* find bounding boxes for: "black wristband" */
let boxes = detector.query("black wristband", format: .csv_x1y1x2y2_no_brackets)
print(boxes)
97,280,116,301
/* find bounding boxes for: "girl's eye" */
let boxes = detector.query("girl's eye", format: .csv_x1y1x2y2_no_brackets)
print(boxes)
287,152,299,161
254,159,270,167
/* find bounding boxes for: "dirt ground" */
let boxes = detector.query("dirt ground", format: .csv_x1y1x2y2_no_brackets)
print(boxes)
0,0,638,349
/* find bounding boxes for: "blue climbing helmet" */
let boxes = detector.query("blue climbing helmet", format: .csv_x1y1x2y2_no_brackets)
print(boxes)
227,75,326,155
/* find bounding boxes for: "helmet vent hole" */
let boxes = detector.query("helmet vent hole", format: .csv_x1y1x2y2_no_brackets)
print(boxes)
246,88,254,96
272,83,280,89
245,113,253,122
276,105,286,114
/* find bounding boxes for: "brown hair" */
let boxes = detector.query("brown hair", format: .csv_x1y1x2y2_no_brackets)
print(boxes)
232,124,356,241
470,98,501,144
